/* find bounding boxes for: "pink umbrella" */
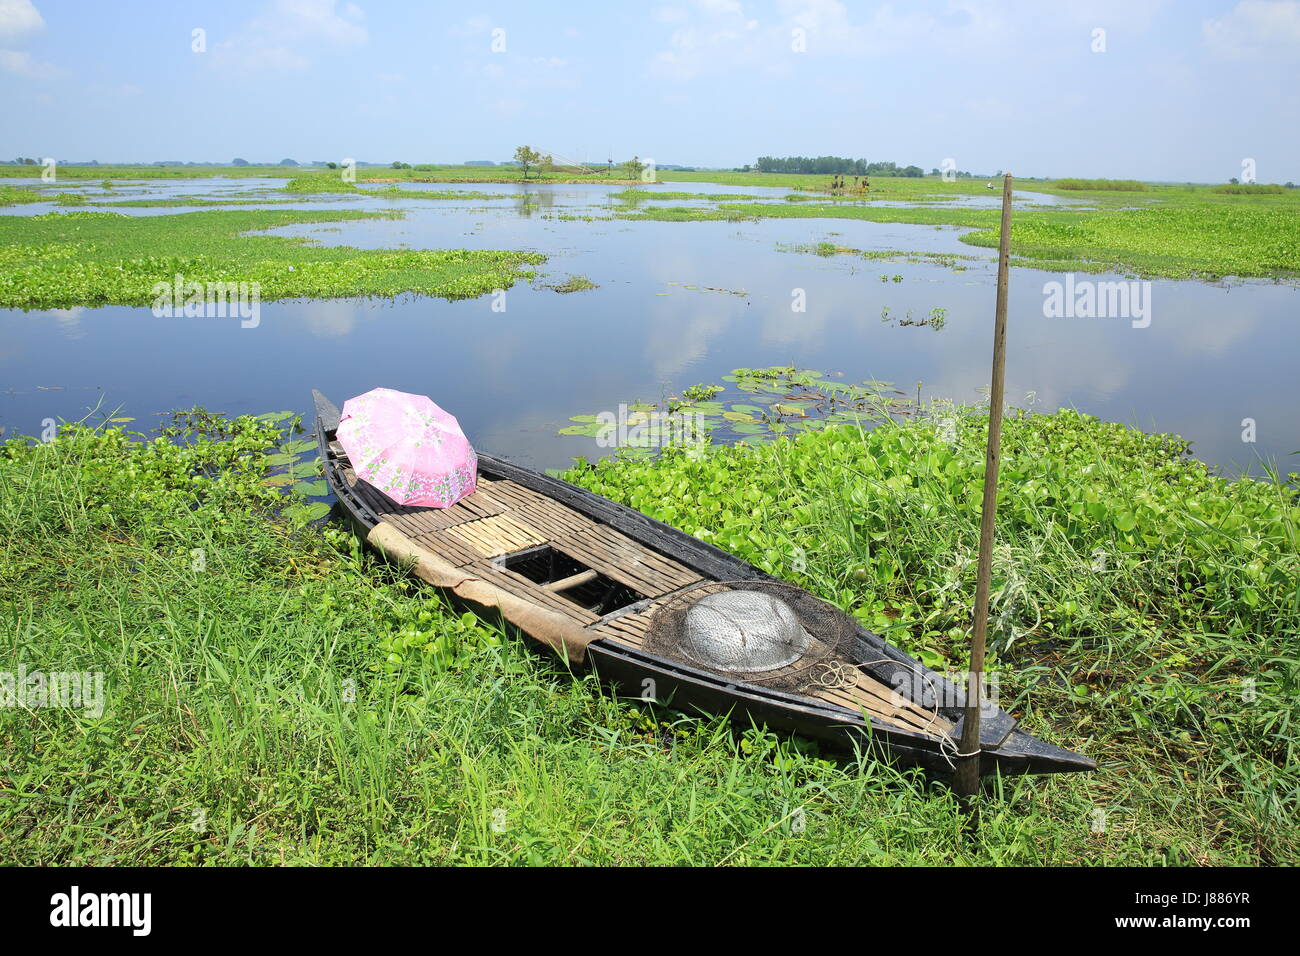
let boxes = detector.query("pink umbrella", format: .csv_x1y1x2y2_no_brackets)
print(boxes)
335,388,478,508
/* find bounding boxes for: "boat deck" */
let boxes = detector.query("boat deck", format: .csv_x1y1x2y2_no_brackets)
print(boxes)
334,443,950,738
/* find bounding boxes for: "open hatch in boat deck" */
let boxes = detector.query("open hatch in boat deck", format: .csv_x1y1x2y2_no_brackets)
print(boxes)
330,440,952,739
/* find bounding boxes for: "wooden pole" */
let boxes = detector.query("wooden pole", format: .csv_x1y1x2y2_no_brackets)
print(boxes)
953,172,1014,799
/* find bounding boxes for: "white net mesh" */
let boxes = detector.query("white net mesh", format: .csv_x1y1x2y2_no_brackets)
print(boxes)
644,581,860,692
680,591,810,673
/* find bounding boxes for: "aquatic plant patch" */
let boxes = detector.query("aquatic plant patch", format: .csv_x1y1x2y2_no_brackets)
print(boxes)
565,407,1300,863
0,185,44,206
0,208,545,309
540,274,598,293
559,366,911,452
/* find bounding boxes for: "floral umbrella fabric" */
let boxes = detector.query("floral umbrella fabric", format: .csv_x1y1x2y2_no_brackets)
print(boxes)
336,387,478,508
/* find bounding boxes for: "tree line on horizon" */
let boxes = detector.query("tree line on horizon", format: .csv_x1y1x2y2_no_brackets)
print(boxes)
746,156,987,178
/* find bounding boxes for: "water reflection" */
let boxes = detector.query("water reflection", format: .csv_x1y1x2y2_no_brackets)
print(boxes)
0,180,1295,477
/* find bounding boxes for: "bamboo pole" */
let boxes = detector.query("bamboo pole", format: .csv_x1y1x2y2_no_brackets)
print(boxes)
953,172,1014,799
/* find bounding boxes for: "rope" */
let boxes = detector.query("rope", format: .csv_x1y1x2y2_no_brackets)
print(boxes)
851,657,988,770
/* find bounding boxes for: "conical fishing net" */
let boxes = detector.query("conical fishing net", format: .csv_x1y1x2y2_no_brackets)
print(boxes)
643,581,861,694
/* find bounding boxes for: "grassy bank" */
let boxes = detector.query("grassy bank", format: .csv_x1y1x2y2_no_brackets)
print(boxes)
567,407,1300,863
0,208,544,309
9,169,1298,282
1,407,1295,864
619,192,1300,280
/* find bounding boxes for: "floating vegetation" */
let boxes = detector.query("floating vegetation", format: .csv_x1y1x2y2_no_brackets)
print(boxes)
681,383,723,402
559,366,912,453
611,188,762,204
153,406,329,526
0,185,44,206
283,175,359,194
778,241,979,272
0,208,545,309
662,281,747,297
367,185,505,201
541,274,599,293
881,306,947,330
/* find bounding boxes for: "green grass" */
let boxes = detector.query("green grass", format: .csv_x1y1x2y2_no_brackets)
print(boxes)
566,407,1300,864
283,175,359,194
618,184,1300,280
1211,184,1288,195
0,184,44,206
1,407,1294,864
970,204,1300,279
10,168,1298,281
1054,179,1147,191
0,208,545,309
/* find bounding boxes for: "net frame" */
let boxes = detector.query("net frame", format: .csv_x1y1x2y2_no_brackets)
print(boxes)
644,580,862,694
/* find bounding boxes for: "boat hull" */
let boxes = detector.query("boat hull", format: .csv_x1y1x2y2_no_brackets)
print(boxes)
312,389,1095,778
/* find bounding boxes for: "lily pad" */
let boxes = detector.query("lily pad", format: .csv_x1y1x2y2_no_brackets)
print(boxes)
558,422,604,437
284,501,331,526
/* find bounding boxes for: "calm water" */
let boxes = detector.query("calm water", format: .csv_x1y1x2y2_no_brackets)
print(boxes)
2,178,1296,475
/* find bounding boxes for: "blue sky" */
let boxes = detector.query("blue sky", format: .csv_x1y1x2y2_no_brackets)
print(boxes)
1,0,1297,181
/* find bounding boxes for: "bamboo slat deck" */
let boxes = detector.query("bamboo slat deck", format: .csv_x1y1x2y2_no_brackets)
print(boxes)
338,458,948,737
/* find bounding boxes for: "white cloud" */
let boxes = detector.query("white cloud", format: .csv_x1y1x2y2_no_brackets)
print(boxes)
215,0,367,72
0,0,44,41
647,0,1175,82
1204,0,1300,59
0,47,57,78
449,15,492,38
648,0,956,82
273,0,367,44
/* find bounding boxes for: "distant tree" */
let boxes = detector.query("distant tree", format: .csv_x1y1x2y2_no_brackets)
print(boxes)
326,161,337,169
231,157,250,166
513,145,541,179
540,154,554,175
391,161,411,169
1229,177,1239,185
279,158,299,166
622,155,645,179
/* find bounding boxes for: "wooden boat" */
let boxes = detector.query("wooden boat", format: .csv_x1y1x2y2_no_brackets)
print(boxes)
313,390,1095,777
